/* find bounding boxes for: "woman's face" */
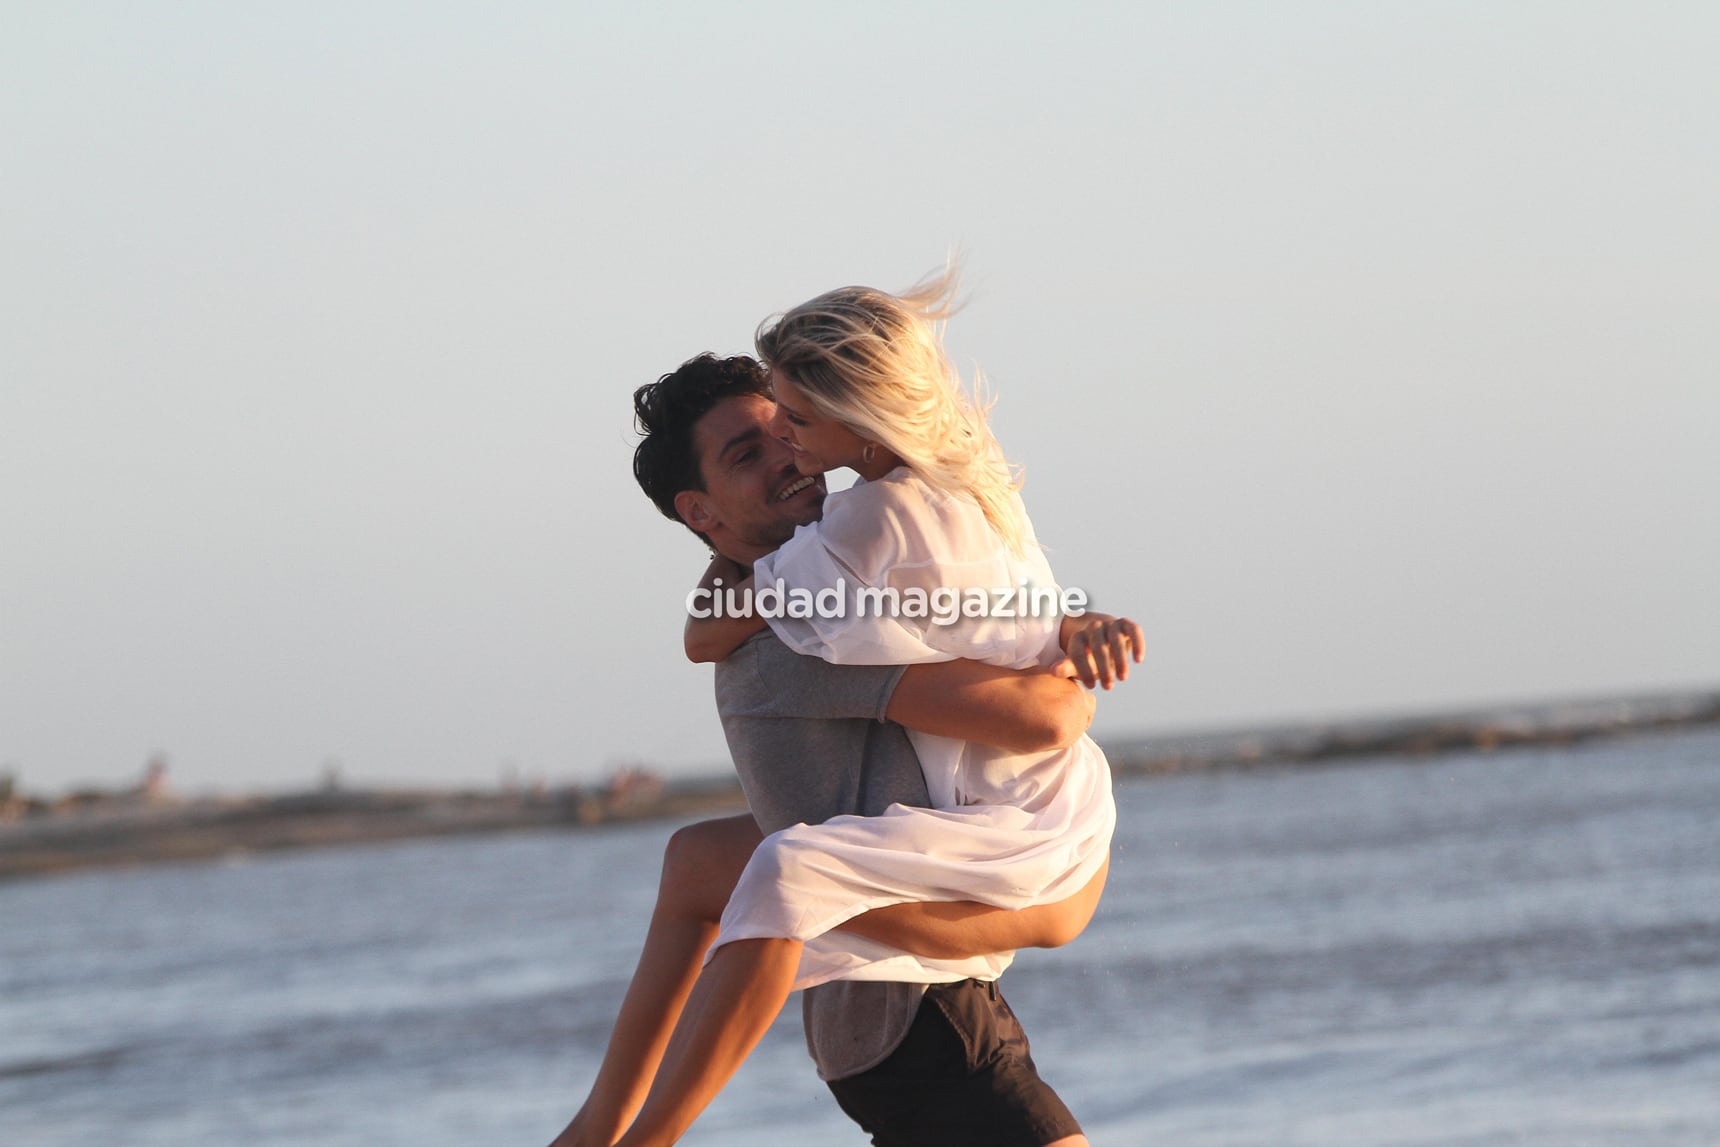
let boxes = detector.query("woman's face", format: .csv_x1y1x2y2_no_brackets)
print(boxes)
768,372,872,476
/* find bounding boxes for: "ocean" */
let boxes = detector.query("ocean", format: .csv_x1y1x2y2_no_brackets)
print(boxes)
3,726,1718,1146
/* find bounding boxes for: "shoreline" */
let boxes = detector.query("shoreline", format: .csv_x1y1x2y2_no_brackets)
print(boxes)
4,687,1715,883
1101,686,1720,773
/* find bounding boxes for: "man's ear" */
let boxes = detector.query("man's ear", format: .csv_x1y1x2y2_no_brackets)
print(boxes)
674,489,716,533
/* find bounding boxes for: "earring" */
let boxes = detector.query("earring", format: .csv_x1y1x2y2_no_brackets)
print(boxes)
862,444,877,463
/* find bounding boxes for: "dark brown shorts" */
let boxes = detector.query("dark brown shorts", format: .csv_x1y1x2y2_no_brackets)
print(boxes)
825,978,1083,1147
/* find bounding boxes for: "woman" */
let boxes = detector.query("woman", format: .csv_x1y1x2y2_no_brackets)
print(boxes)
554,269,1139,1147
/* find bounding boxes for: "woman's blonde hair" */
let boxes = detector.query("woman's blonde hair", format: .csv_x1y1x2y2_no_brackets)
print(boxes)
754,265,1028,554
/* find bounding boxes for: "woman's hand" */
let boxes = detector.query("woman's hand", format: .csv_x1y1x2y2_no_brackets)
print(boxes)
690,552,750,600
684,555,767,663
1054,612,1145,690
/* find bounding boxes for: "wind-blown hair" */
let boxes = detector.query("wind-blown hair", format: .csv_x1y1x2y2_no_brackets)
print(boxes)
633,353,771,544
754,266,1028,554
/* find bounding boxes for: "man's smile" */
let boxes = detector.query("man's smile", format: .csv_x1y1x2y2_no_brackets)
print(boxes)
775,474,822,502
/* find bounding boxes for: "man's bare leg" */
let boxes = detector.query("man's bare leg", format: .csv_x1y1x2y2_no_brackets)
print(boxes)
548,815,762,1147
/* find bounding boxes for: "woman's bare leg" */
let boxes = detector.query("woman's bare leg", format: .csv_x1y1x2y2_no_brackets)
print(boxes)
836,855,1110,960
552,821,1107,1147
610,937,803,1147
592,854,1111,1146
548,815,761,1147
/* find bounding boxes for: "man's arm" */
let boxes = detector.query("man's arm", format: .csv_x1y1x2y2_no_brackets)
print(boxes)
886,660,1094,754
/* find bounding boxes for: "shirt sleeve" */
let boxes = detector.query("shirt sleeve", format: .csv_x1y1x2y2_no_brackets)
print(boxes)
746,636,908,722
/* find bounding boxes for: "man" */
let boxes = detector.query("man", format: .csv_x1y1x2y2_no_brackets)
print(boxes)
559,353,1098,1147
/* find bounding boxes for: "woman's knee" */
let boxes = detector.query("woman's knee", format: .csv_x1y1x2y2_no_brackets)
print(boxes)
659,815,762,921
1030,899,1091,949
1034,855,1110,948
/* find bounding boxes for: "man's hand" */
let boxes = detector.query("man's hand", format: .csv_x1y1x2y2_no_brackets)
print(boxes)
1054,613,1145,690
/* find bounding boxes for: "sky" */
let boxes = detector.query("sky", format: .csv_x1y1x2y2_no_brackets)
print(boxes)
3,2,1717,796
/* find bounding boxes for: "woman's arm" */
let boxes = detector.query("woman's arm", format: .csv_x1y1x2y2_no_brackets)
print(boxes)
684,556,769,663
1056,611,1145,690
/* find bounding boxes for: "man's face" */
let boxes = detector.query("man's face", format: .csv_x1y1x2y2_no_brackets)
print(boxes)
682,394,827,561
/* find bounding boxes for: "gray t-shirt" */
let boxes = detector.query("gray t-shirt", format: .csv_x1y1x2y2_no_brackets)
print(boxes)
714,631,929,1081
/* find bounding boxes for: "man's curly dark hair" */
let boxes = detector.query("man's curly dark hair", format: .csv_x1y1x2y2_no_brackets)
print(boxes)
633,353,772,542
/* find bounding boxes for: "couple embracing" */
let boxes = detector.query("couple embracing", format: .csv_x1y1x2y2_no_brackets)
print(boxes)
551,270,1143,1147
